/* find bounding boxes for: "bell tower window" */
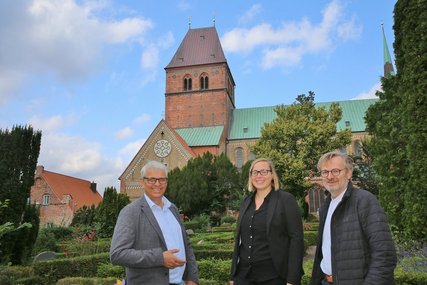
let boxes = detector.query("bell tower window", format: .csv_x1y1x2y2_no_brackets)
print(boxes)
183,75,192,91
200,74,209,90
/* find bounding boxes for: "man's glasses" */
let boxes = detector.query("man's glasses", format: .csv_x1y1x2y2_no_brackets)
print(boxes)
320,169,344,178
143,177,168,184
250,169,271,177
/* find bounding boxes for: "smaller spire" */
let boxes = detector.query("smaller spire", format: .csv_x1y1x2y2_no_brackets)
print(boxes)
188,16,192,29
382,22,395,77
213,14,216,27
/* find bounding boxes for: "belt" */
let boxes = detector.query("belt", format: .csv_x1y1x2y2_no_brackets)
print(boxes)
325,274,333,283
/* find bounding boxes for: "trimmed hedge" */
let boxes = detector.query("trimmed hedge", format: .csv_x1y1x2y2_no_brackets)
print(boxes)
33,253,110,283
395,270,427,285
198,258,231,282
194,249,233,260
56,277,117,285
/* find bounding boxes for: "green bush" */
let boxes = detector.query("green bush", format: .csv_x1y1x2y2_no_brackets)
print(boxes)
185,214,211,233
194,249,233,260
33,252,110,283
304,230,318,246
198,258,231,282
199,278,228,285
32,229,59,255
96,262,124,279
395,270,427,285
60,238,111,257
0,265,35,285
56,277,117,285
220,215,235,225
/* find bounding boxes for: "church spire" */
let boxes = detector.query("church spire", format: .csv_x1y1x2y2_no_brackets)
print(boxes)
382,22,395,77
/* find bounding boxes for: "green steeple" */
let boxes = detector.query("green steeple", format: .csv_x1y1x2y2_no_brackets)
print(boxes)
382,23,395,77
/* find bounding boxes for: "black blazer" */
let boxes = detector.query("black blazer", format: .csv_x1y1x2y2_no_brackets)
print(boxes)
230,189,304,285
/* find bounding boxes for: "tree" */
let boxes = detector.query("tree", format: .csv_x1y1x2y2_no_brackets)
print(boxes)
365,0,427,242
95,187,130,238
252,92,352,199
71,205,97,226
0,125,41,264
351,139,379,196
167,153,244,218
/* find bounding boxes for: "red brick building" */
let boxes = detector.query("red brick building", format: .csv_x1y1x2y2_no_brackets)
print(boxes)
31,166,102,227
119,26,375,203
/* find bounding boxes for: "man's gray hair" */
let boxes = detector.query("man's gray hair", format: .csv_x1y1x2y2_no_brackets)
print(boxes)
317,151,354,171
140,161,168,178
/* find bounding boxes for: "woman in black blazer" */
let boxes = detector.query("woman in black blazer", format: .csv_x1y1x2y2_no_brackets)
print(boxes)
230,158,304,285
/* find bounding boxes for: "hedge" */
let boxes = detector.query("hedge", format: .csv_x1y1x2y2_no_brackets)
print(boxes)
33,253,110,283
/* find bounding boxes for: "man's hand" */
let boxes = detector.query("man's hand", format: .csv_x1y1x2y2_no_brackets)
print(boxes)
163,249,186,269
184,281,198,285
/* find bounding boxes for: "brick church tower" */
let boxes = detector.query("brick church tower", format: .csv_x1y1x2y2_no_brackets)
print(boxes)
164,27,235,144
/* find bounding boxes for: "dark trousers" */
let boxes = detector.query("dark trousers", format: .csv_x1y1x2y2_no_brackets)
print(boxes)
234,275,286,285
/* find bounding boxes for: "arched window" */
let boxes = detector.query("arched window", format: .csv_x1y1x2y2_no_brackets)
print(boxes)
235,147,244,169
183,75,192,91
200,74,209,90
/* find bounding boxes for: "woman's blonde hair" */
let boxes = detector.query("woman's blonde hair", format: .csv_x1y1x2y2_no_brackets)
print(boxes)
247,158,280,192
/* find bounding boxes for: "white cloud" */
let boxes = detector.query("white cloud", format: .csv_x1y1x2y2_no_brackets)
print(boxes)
239,4,262,24
38,132,124,196
133,114,151,125
141,45,160,69
119,139,145,158
221,0,362,69
177,1,191,11
28,114,77,133
352,82,381,100
115,127,133,139
0,0,153,104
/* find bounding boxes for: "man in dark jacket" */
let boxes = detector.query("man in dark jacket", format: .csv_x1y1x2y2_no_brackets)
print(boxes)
311,151,396,285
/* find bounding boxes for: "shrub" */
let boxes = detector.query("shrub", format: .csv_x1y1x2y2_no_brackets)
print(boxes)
0,265,35,285
56,277,117,285
33,253,110,283
197,258,231,282
304,231,318,247
96,262,125,279
32,229,59,256
220,215,235,225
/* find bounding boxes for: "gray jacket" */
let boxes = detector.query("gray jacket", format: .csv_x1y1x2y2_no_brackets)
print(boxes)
311,182,397,285
110,196,199,285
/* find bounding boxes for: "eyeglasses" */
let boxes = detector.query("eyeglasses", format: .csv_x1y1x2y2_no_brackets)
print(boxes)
320,169,344,178
143,177,168,184
250,169,271,177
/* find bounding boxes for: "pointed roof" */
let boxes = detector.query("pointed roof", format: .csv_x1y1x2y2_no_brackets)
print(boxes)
166,27,227,68
382,23,395,77
38,168,102,210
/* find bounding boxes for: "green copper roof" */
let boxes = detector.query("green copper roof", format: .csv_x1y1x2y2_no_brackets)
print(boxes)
175,125,224,146
228,99,378,140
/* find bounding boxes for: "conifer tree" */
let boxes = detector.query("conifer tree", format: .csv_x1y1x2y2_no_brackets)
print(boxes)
365,0,427,241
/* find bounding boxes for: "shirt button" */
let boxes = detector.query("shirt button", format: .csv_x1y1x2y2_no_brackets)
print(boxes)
250,236,252,238
249,246,251,248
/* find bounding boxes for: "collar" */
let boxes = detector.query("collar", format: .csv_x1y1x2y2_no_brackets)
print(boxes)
144,193,171,209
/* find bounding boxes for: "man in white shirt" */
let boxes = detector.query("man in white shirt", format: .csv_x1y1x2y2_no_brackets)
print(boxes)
110,161,199,285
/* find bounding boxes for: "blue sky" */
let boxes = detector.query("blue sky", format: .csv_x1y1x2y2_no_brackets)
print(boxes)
0,0,396,196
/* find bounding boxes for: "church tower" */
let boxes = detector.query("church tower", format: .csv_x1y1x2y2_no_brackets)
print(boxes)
164,27,235,141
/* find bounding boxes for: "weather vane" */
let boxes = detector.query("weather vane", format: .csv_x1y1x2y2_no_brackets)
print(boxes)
188,16,192,29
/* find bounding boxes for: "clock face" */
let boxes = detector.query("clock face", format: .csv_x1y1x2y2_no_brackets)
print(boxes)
154,139,171,158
